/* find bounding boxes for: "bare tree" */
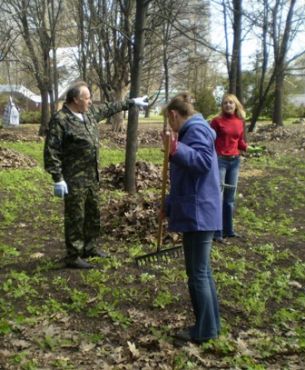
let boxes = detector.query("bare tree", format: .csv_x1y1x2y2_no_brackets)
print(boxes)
0,13,15,63
69,0,134,132
271,0,298,126
247,0,305,131
221,0,243,100
48,0,64,115
145,0,211,101
92,0,133,132
124,0,211,192
247,0,273,131
0,0,64,135
230,0,242,99
124,0,150,193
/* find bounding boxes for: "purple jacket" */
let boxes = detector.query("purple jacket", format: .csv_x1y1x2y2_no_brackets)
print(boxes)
166,114,222,232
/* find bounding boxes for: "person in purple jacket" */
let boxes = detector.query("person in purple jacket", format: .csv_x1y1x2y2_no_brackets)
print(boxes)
163,93,222,344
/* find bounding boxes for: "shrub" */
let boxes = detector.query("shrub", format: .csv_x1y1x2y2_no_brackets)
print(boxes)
20,111,41,124
194,88,218,120
283,103,305,119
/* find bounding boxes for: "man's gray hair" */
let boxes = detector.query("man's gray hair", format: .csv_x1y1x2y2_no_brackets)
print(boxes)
65,81,88,104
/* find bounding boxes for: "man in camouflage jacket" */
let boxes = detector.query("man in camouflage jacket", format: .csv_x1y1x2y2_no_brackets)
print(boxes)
44,81,148,269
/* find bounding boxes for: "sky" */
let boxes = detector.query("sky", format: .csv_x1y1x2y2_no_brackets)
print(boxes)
209,0,305,73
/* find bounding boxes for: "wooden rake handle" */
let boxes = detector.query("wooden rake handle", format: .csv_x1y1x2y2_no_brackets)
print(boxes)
157,131,170,252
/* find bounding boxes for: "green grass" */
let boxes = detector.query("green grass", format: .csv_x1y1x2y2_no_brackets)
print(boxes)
1,140,163,168
0,168,51,225
1,141,44,166
100,147,162,166
0,139,304,369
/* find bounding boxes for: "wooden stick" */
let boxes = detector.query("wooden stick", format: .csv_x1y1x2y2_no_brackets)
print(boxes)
157,125,170,252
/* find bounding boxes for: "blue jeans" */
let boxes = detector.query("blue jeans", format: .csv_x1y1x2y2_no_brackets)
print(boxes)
183,231,220,341
215,156,240,238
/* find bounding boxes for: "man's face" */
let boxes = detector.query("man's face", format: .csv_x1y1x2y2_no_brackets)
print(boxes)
75,86,92,113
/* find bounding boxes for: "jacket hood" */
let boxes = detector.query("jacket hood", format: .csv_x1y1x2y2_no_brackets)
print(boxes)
179,113,216,140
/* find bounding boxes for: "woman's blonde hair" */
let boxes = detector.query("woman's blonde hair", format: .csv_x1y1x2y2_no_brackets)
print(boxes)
221,93,246,120
163,92,196,117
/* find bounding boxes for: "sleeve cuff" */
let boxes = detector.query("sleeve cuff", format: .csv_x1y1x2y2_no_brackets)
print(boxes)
127,98,135,107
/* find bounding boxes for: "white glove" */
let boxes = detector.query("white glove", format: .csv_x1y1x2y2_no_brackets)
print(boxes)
54,180,68,198
132,95,148,108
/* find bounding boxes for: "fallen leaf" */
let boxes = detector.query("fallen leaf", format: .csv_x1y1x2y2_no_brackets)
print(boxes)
79,341,96,352
10,339,31,349
31,252,45,259
127,341,140,359
288,281,302,289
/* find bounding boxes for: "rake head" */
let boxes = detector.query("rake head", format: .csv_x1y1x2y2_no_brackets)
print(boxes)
135,245,184,267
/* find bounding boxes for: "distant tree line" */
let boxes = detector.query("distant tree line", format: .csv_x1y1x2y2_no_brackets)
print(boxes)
0,0,304,132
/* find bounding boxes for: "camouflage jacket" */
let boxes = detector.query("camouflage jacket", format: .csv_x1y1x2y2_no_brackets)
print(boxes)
44,100,132,186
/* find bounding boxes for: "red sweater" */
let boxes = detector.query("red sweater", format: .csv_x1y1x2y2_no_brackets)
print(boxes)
210,114,248,156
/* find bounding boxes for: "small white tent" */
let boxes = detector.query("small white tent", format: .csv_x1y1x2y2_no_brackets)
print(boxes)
3,97,20,127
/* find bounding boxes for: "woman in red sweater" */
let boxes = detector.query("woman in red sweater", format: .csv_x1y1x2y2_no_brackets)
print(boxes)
210,94,248,243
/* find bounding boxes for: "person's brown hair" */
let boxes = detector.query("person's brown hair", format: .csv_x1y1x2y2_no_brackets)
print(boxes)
65,81,89,104
163,92,196,117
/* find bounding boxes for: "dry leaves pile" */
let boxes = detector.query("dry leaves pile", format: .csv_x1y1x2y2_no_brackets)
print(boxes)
101,192,164,244
0,127,42,142
249,124,305,144
100,127,161,147
100,161,177,244
100,161,163,190
0,147,37,169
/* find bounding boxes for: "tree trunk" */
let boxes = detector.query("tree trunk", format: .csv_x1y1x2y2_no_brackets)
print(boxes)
272,69,284,126
163,44,169,103
111,91,125,132
249,101,264,132
38,88,50,136
52,46,59,112
229,0,242,100
271,0,297,127
124,0,148,193
248,0,270,132
111,112,125,132
248,74,275,132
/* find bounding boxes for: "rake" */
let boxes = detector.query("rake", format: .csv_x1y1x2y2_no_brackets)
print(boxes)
135,128,184,267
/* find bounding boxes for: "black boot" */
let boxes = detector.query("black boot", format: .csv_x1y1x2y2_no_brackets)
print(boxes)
83,250,109,258
66,256,94,269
